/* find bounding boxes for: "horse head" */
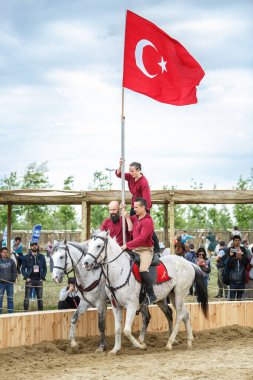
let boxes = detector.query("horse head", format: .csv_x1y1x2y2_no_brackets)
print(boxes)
84,230,109,270
52,240,86,283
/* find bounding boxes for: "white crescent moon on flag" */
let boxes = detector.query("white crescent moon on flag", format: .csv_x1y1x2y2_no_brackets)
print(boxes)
135,39,158,78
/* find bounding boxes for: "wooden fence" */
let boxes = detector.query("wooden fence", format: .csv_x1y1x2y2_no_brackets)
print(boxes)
0,301,253,349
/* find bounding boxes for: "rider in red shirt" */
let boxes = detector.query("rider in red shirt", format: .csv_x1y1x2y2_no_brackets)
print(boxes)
116,160,152,214
121,198,157,305
101,201,131,246
116,160,160,253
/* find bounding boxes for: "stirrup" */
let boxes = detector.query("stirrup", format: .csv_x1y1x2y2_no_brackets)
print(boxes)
143,294,157,305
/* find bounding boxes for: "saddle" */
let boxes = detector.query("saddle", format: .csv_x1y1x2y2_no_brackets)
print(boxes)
128,251,171,303
128,251,171,284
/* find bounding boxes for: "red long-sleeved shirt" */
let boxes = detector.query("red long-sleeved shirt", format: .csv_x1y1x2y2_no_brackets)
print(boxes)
126,213,154,250
100,217,129,246
115,171,152,210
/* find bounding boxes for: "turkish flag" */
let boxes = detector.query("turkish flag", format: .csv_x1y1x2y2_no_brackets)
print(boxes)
123,10,205,106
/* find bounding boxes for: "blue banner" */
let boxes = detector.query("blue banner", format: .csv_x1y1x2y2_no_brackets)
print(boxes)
3,226,7,241
31,224,42,243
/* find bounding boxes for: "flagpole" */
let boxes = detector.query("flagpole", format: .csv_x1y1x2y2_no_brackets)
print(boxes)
121,86,126,245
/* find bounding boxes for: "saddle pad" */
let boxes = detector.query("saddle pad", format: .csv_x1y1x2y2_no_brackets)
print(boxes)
132,262,171,284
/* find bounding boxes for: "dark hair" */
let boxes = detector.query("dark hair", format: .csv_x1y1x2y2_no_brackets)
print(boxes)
196,247,207,259
68,277,77,285
15,237,21,241
219,240,226,247
176,235,182,242
232,235,241,241
135,197,147,209
233,226,239,230
189,243,194,250
0,247,8,253
129,162,142,171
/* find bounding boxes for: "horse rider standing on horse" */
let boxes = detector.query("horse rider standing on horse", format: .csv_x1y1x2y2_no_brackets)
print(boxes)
121,197,157,305
100,201,132,246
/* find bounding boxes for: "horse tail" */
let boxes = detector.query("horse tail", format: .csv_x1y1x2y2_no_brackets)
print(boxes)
192,264,209,319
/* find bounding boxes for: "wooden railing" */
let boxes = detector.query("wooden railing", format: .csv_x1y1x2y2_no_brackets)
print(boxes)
1,301,253,349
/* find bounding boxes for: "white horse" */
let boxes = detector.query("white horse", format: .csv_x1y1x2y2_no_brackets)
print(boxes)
84,230,209,354
51,240,171,350
52,240,108,351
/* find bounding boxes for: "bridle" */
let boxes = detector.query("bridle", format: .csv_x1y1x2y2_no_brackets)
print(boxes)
86,234,126,266
53,243,85,276
87,234,133,304
53,242,103,302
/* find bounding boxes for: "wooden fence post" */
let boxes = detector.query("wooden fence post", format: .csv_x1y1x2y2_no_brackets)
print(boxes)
169,200,175,254
7,203,12,252
164,202,169,247
81,199,88,241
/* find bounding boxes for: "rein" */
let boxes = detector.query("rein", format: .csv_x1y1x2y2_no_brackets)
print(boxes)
88,235,134,302
53,244,84,276
53,244,103,299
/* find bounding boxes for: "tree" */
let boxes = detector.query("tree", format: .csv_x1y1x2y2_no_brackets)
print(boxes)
185,180,208,229
88,171,110,228
53,176,78,230
150,185,186,230
0,171,22,231
233,173,253,229
19,162,52,230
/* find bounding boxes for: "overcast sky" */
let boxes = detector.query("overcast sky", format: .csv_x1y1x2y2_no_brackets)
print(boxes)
0,0,252,191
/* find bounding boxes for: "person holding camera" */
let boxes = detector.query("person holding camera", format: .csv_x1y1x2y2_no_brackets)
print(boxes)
58,277,80,309
227,235,249,301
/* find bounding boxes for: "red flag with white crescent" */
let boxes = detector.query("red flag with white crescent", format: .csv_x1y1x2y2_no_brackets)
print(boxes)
123,10,205,106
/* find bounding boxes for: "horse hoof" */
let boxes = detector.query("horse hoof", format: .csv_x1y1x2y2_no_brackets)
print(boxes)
166,343,173,350
96,345,106,353
140,343,147,350
70,341,78,348
108,349,118,355
187,341,193,349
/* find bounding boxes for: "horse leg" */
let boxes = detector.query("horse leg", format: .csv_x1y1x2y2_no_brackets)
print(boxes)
165,291,184,350
69,301,89,348
157,299,173,335
109,305,123,355
96,305,107,352
124,306,147,350
182,303,194,348
138,305,151,344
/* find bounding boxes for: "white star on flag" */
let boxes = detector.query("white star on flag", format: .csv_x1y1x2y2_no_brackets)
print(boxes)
158,57,167,73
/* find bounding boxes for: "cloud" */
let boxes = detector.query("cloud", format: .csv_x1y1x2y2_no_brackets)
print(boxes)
0,0,252,192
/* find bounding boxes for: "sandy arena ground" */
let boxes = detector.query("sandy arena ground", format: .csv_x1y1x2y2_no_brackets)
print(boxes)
0,325,253,380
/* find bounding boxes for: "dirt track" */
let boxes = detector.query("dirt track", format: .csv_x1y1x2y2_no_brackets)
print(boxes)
0,325,253,380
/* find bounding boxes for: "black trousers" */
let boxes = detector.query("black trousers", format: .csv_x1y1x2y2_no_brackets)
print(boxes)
24,279,43,311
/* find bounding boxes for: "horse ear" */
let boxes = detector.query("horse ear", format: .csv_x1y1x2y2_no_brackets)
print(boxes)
63,238,67,245
106,230,110,237
91,227,95,234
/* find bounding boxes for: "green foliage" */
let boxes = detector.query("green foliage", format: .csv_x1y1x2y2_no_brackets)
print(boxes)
0,172,22,230
233,174,253,229
1,165,253,233
20,162,52,230
88,171,111,228
186,205,208,229
53,176,78,230
0,164,79,231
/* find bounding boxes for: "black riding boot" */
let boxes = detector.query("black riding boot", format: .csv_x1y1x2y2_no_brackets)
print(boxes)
140,271,157,305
